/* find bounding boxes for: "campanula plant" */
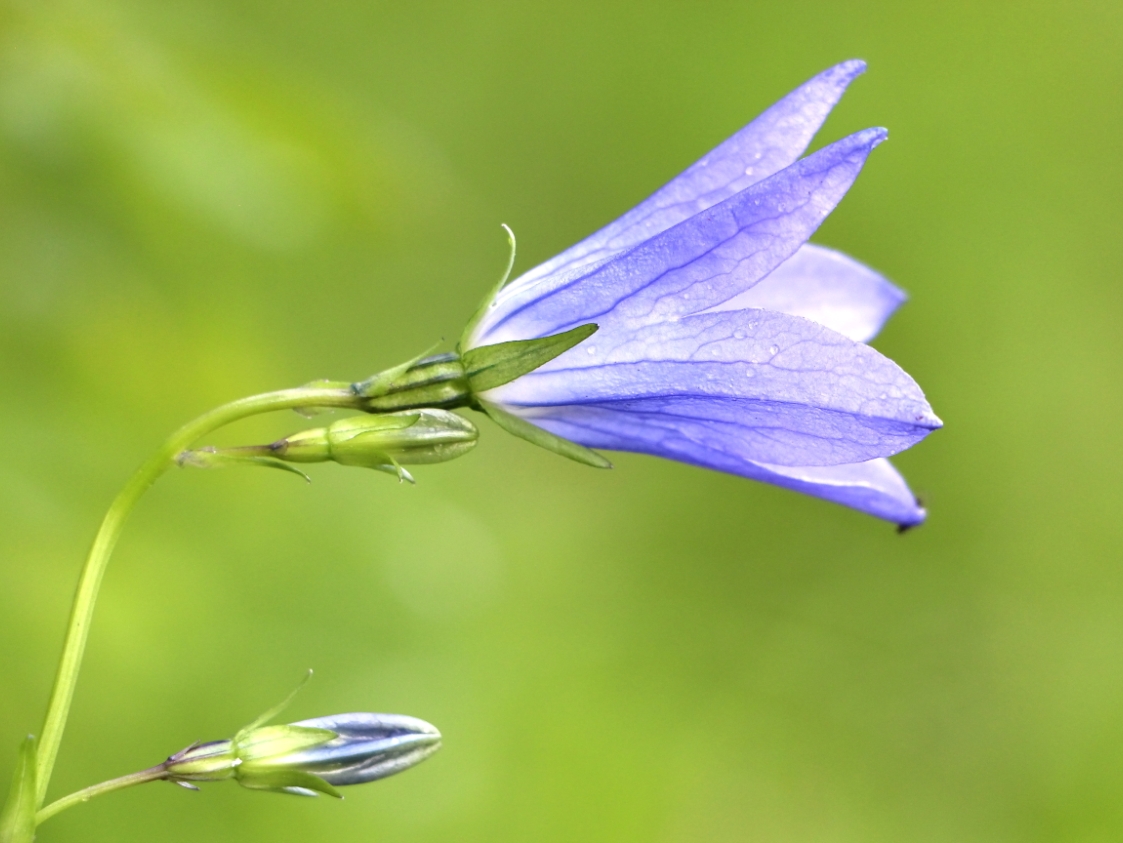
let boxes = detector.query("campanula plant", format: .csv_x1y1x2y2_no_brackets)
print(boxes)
1,61,939,840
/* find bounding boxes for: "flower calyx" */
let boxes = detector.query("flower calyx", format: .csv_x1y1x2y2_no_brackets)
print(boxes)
456,322,612,468
349,323,598,412
347,324,609,469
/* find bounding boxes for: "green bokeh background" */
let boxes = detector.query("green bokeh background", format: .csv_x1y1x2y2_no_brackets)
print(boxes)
1,1,1121,840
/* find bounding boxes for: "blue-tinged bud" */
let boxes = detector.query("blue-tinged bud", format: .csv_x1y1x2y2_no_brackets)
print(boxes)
266,714,442,788
163,713,440,797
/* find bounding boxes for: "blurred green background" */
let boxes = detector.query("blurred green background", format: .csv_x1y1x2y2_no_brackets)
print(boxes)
1,0,1121,840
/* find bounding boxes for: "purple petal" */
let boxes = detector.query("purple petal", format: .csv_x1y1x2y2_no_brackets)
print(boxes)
288,713,441,786
743,458,926,526
472,128,888,346
507,61,868,290
707,244,906,342
505,406,925,524
487,308,941,466
506,402,925,523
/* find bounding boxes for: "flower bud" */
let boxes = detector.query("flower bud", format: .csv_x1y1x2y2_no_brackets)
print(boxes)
179,409,478,482
164,713,441,798
280,409,478,468
255,714,442,788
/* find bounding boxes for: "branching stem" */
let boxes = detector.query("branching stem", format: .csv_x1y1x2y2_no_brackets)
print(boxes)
33,385,361,808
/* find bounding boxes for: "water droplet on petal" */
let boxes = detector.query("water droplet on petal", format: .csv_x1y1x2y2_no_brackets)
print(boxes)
745,369,755,378
733,330,746,340
769,345,779,355
586,346,596,355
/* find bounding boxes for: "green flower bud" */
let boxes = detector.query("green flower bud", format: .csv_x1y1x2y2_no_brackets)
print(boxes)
279,409,478,468
179,409,478,483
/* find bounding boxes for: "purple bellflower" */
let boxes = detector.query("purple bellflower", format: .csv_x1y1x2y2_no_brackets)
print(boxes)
463,61,941,527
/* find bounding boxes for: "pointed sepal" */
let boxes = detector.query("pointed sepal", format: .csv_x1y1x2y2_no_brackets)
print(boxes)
236,726,338,761
479,401,611,468
464,324,598,394
460,224,518,351
352,346,439,399
236,671,313,741
236,770,342,799
177,448,311,482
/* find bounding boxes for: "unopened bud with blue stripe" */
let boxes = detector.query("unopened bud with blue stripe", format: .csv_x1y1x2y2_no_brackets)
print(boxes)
164,712,441,798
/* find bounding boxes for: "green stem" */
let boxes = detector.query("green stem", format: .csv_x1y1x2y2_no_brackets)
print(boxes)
35,764,168,826
33,385,361,808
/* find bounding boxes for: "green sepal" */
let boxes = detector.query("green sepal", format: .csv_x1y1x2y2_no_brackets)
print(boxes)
241,457,312,482
163,739,238,781
377,457,415,484
338,452,413,482
478,401,611,469
236,726,337,762
352,346,438,399
236,769,342,799
325,416,417,481
329,413,420,442
459,224,517,351
177,448,312,482
0,736,37,843
463,324,598,394
236,670,313,740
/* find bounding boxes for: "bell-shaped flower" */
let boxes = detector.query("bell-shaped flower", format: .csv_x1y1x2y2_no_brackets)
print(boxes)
461,60,941,527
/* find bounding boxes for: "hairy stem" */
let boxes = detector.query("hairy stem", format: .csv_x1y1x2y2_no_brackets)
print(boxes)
33,385,361,808
35,764,168,826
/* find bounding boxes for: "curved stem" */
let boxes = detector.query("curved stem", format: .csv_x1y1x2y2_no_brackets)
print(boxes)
33,385,361,808
35,764,168,826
